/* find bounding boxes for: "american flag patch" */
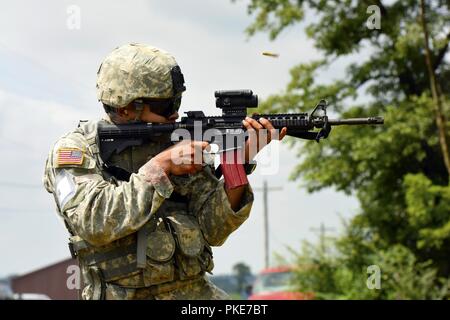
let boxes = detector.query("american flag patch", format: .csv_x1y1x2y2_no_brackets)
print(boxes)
57,148,84,166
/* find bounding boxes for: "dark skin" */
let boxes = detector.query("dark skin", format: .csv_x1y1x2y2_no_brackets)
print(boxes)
110,102,287,211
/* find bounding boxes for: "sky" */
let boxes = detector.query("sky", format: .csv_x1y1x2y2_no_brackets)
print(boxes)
0,0,360,278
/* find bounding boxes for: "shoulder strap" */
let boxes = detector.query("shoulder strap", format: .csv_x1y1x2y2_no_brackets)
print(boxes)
79,120,104,168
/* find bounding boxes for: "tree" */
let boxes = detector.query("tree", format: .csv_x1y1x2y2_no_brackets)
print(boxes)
232,262,252,294
238,0,450,298
419,0,450,176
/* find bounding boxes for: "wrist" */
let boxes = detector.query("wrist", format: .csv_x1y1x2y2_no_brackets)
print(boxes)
138,157,174,200
149,157,171,175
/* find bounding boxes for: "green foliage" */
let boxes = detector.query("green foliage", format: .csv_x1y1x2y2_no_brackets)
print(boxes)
239,0,450,299
404,173,450,250
290,240,449,299
243,0,305,40
232,262,252,293
378,245,449,299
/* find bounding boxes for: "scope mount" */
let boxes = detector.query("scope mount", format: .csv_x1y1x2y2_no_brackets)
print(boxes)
215,90,258,116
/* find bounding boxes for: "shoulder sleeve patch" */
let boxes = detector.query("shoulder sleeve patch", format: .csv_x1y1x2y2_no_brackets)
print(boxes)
55,169,77,209
57,148,85,166
51,133,97,169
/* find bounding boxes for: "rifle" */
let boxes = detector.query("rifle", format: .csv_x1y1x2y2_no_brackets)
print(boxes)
97,90,384,188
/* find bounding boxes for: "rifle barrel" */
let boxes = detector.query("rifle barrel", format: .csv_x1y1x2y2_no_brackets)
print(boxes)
327,117,384,125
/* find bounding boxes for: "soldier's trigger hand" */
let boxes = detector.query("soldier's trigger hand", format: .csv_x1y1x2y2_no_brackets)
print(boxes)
150,140,209,176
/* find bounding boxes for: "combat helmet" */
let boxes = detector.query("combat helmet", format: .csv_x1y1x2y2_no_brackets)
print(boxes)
96,43,186,112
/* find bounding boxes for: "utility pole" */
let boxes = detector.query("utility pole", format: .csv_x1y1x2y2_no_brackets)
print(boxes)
254,180,282,268
310,223,335,253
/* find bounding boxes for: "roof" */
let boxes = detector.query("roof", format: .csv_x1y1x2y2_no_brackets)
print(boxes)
259,266,293,274
11,258,74,280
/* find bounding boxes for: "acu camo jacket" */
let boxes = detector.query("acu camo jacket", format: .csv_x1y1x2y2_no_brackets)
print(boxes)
43,118,254,299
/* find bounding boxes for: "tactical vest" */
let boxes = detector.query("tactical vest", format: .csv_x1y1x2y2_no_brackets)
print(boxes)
68,120,214,291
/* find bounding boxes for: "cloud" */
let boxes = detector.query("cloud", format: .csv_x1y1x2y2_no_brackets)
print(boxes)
0,89,91,151
0,0,321,109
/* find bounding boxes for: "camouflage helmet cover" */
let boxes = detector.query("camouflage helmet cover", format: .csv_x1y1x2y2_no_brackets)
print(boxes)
96,43,186,109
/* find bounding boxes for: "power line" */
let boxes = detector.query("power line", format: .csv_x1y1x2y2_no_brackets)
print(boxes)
0,207,52,215
0,181,42,189
310,222,335,253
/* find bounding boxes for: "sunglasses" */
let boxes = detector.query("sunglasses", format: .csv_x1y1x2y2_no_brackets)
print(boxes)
133,97,181,118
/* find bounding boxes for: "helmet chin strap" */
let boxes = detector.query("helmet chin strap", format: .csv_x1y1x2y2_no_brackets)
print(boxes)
121,104,145,124
134,104,144,122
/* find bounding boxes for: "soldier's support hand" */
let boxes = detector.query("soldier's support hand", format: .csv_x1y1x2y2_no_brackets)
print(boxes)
242,117,287,163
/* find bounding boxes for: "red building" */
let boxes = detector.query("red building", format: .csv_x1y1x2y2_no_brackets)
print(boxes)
11,258,80,300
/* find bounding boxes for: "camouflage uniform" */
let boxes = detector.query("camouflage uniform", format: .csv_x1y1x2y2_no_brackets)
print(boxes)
43,118,254,300
42,44,254,300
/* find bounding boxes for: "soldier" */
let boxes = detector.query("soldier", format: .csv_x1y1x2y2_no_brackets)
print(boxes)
43,43,287,300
